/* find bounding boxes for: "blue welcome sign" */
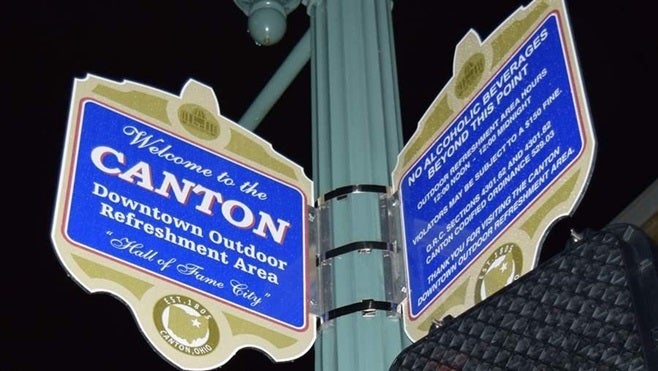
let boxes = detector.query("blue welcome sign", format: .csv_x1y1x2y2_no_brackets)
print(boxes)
67,100,307,326
52,77,316,369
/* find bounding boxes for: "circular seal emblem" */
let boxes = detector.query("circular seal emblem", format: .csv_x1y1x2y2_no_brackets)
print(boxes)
474,242,523,303
178,103,220,140
153,295,219,356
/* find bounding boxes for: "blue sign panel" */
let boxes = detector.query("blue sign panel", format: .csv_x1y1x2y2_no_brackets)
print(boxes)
64,100,308,328
400,14,585,318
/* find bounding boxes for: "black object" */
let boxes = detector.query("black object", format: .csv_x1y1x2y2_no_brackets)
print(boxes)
390,223,658,370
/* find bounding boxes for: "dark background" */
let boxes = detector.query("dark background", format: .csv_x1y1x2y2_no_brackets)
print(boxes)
7,0,656,369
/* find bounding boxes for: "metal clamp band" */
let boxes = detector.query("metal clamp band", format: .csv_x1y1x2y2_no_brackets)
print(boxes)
323,240,390,260
317,184,389,205
324,299,398,322
309,184,406,322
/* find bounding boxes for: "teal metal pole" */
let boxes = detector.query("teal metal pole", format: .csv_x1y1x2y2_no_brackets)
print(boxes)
239,30,310,130
308,0,411,369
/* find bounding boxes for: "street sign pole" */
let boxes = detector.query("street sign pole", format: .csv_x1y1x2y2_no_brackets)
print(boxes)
307,0,411,369
50,1,603,369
